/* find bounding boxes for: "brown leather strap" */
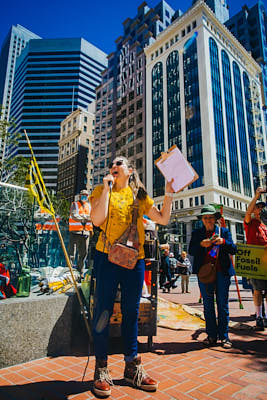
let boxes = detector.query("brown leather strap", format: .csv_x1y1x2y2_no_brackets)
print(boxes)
103,196,139,250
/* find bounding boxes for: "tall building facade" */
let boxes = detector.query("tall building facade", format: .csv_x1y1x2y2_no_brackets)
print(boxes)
225,0,267,159
10,38,107,189
93,0,180,186
0,25,41,121
145,0,266,248
192,0,229,23
57,103,95,202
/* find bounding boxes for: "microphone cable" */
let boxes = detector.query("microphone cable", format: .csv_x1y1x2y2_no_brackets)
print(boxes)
82,182,112,382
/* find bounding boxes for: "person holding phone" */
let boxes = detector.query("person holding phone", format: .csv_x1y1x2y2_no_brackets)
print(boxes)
89,156,176,397
189,205,237,348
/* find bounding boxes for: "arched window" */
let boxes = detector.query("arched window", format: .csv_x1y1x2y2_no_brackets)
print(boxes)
233,61,251,196
183,36,203,188
166,51,181,149
209,37,228,188
152,62,165,197
221,49,240,192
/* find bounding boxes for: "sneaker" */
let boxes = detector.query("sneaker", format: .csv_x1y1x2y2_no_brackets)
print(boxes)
255,316,265,331
93,360,113,397
124,356,158,391
203,336,217,346
221,339,232,349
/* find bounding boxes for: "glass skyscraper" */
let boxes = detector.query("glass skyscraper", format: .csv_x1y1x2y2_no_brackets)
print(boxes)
10,38,107,189
225,0,267,186
145,0,266,247
0,25,41,121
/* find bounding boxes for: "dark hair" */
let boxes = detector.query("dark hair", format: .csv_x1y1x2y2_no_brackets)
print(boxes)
115,156,148,200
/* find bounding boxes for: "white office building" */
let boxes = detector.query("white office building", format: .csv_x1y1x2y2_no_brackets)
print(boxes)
145,0,266,248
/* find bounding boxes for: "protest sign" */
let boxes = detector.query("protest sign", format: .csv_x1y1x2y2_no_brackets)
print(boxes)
235,243,267,279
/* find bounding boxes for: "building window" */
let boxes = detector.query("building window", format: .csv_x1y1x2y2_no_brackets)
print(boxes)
195,196,199,206
184,34,204,188
83,126,87,132
152,62,164,197
221,50,240,193
236,222,245,243
243,72,258,192
233,61,251,196
137,127,143,138
128,146,134,157
128,132,134,143
209,37,228,189
84,116,87,123
200,195,204,205
180,199,184,209
167,51,181,149
136,113,142,124
137,99,142,109
136,158,142,169
136,142,143,153
189,197,193,207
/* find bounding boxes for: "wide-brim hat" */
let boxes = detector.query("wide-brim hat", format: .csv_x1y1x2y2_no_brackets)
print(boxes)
80,189,89,196
255,201,266,208
197,204,221,220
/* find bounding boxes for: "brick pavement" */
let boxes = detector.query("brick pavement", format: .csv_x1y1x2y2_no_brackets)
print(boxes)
0,278,266,400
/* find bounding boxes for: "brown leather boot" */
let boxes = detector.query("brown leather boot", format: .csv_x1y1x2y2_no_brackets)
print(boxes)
93,359,113,397
124,356,158,391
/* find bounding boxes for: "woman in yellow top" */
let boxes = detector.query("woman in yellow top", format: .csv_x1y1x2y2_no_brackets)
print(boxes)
90,156,175,397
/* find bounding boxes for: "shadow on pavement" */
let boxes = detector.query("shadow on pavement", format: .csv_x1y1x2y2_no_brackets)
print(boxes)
0,380,93,400
151,339,204,355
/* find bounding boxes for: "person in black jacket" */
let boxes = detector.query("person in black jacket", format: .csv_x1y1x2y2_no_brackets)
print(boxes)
189,205,237,349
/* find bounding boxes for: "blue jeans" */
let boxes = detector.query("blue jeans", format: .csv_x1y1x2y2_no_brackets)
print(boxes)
198,271,231,340
92,250,145,361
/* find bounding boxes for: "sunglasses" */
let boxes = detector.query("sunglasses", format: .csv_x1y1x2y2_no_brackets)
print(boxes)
109,160,124,169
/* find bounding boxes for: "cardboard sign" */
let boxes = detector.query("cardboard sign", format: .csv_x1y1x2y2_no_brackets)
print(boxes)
235,243,267,279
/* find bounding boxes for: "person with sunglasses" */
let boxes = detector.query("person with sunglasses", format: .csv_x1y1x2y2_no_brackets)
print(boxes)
90,156,175,397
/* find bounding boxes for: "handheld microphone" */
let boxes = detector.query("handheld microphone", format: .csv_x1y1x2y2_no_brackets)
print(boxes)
108,181,113,189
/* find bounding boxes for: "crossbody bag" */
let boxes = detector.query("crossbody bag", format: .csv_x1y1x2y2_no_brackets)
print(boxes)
103,198,140,269
198,228,221,284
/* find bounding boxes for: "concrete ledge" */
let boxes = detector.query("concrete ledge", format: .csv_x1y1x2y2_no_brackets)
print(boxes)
0,290,81,368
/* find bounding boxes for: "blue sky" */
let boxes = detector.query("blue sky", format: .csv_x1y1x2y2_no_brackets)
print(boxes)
1,0,259,56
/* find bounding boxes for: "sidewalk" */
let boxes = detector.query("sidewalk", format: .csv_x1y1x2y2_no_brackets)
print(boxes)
0,278,266,400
